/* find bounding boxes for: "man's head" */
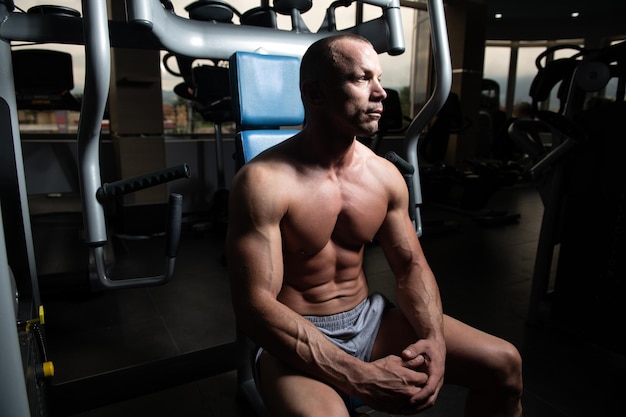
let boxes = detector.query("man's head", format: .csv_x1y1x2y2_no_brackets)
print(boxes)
299,34,387,138
300,34,372,87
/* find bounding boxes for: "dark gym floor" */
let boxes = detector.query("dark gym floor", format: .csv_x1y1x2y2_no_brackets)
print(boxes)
39,183,626,417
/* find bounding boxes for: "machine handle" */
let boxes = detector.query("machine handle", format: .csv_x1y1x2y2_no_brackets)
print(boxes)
166,193,183,259
386,151,414,175
90,192,184,290
97,164,190,201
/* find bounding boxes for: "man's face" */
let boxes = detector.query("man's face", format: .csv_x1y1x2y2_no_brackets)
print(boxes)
322,40,387,138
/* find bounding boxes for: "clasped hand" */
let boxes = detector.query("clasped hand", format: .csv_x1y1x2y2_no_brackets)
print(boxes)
356,339,445,415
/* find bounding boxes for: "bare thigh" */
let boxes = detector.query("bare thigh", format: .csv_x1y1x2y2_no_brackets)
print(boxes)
371,307,516,389
258,351,351,417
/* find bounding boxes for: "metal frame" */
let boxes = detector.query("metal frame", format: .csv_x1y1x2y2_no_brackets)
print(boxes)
405,0,452,237
0,204,31,417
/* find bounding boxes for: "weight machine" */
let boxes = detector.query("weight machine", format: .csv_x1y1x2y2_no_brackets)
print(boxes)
509,41,626,344
0,0,450,414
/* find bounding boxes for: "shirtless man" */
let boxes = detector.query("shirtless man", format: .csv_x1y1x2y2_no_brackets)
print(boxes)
226,34,523,416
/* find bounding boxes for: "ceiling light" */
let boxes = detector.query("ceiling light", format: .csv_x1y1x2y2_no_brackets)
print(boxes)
571,12,580,18
495,13,503,19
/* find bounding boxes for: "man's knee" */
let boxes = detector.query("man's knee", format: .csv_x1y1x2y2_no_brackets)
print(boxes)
491,341,523,395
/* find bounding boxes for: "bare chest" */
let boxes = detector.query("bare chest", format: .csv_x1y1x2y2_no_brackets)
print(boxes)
280,175,388,255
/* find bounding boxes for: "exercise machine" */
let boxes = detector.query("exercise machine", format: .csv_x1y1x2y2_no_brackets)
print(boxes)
513,41,626,359
0,0,408,414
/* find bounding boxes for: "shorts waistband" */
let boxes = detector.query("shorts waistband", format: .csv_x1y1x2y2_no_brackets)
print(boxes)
303,297,370,332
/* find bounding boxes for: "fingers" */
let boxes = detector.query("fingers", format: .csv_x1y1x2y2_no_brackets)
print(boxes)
401,341,430,360
406,378,441,414
366,355,441,414
401,347,428,369
403,354,426,369
402,339,445,372
399,344,444,412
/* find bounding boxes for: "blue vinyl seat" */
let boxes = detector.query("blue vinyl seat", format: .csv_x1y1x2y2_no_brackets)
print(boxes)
229,51,304,166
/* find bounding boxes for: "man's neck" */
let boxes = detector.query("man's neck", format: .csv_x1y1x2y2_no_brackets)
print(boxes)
298,128,358,170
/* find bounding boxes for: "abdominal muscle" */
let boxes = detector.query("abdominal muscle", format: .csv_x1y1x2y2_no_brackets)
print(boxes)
277,241,371,316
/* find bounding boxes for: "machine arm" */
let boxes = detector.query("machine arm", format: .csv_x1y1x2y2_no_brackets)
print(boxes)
404,0,452,236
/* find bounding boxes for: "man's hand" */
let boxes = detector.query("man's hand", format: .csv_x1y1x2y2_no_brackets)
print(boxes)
400,338,446,413
350,355,430,415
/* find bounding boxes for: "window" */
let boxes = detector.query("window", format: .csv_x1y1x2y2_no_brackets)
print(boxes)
483,46,511,109
514,45,546,106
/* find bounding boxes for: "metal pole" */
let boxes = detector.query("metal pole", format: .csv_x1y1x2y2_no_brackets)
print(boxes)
0,204,31,417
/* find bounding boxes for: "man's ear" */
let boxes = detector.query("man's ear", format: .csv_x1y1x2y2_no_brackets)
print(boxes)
301,80,324,106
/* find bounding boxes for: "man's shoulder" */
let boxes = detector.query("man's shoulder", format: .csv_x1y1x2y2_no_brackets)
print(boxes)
355,145,407,201
232,149,299,198
357,145,403,179
235,157,291,184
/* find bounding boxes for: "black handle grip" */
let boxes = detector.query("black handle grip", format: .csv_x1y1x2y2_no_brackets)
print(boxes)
385,151,415,175
165,193,183,258
97,163,190,201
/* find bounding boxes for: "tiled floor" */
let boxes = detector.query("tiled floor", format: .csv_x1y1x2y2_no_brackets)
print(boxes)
39,182,626,417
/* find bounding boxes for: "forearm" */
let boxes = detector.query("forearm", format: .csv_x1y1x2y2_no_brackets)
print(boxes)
396,265,444,342
380,213,444,342
378,199,444,342
234,290,366,393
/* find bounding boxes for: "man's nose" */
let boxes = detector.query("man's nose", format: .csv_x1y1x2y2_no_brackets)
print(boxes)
373,81,387,101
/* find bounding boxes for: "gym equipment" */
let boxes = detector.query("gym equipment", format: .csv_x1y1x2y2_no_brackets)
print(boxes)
230,51,304,160
12,49,81,111
418,90,521,226
478,78,507,159
512,41,626,352
0,0,408,414
0,209,31,417
162,5,239,233
404,0,451,237
11,45,86,288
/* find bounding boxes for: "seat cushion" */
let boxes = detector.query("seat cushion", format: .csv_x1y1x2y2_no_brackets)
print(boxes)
230,51,304,127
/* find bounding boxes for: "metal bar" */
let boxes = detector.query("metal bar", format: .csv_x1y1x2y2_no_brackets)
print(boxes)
77,0,110,247
126,0,404,57
0,5,41,316
0,204,31,417
2,0,405,57
405,0,452,236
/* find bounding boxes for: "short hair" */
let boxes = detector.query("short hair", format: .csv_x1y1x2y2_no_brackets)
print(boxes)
300,34,373,86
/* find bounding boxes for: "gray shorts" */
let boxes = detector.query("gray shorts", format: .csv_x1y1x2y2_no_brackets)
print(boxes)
302,292,388,361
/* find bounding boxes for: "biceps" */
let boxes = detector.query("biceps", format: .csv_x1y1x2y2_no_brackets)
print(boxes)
227,226,284,301
379,207,425,277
